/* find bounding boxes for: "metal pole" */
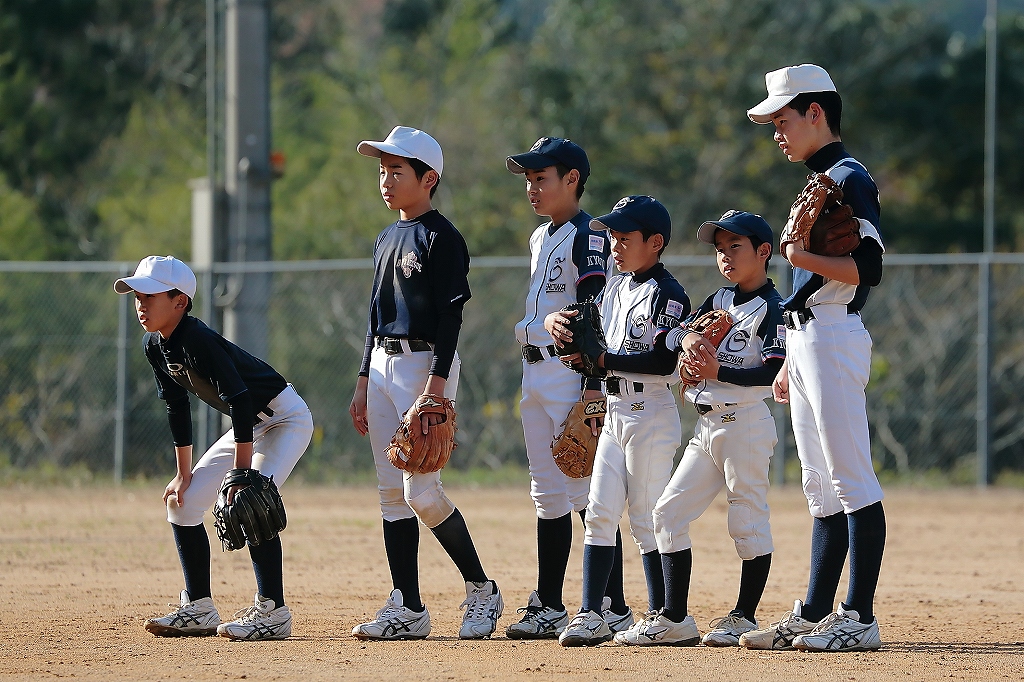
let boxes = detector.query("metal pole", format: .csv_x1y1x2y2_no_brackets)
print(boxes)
113,264,130,484
772,258,791,486
978,0,998,486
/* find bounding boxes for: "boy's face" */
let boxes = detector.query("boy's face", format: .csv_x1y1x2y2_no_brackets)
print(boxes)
769,104,820,162
713,229,768,285
609,228,662,273
523,166,578,219
379,152,434,211
134,291,187,337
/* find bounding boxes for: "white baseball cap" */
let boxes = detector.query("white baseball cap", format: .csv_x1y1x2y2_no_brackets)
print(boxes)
747,64,837,124
114,255,197,299
357,126,444,177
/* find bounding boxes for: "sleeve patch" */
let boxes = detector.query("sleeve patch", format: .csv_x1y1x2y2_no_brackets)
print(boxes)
777,325,787,341
665,299,684,318
589,235,604,252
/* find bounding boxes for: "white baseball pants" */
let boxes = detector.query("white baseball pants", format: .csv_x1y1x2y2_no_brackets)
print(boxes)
653,401,776,559
520,357,593,519
367,346,460,528
787,305,884,517
167,385,314,526
585,384,680,554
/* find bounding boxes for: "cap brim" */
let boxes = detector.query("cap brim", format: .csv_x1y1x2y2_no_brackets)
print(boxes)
590,213,644,234
357,140,418,160
505,152,559,174
697,222,751,245
747,94,797,123
114,276,174,295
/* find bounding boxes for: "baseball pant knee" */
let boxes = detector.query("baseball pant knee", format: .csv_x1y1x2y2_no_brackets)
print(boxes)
727,501,774,560
405,474,456,528
652,504,692,555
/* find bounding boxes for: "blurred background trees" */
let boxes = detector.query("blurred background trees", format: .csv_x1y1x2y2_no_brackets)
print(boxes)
0,0,1022,263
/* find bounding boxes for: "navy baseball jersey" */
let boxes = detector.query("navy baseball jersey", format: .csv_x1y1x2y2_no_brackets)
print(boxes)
144,315,288,445
359,209,471,379
787,142,884,313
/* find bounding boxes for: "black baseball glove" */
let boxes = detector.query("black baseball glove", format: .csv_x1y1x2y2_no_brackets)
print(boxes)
212,468,287,552
557,299,607,379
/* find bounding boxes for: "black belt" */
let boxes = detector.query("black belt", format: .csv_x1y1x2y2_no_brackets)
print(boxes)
254,406,275,425
604,376,664,396
523,344,559,364
377,337,432,354
695,403,736,415
782,308,814,330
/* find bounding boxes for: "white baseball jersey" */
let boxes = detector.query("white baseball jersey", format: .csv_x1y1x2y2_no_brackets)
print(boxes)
600,263,689,386
515,213,611,347
667,283,787,406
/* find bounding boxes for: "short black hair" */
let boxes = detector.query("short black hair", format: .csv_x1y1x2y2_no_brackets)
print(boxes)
554,162,586,199
167,289,193,313
639,227,667,256
407,156,440,198
787,91,842,137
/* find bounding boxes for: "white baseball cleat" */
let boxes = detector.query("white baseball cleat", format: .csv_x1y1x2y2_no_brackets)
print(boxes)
459,581,504,639
505,590,568,639
601,596,634,633
792,606,881,652
738,600,816,650
701,610,758,647
352,589,431,640
558,610,613,647
144,590,221,637
216,594,292,640
613,612,701,646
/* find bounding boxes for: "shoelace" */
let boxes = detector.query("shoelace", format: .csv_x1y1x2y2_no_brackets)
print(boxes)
375,602,407,621
768,610,799,629
460,590,493,620
809,611,845,634
230,604,267,624
515,605,544,622
708,614,744,630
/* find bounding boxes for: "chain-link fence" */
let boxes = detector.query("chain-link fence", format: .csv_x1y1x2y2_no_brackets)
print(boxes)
1,256,1021,483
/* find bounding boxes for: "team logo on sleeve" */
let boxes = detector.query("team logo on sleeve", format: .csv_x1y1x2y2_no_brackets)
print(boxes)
399,251,423,278
665,300,684,318
589,235,604,252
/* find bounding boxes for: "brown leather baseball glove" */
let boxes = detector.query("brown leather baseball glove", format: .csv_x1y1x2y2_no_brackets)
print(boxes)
678,309,734,388
781,173,847,258
551,396,606,479
385,394,457,474
808,203,861,257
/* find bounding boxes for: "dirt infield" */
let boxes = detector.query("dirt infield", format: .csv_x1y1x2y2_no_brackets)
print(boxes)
2,483,1023,681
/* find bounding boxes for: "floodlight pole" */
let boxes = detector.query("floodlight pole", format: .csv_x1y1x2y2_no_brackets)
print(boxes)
978,0,997,486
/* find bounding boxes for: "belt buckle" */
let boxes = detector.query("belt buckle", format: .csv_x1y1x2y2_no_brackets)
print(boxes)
696,403,712,415
606,376,621,395
783,310,799,331
383,338,402,355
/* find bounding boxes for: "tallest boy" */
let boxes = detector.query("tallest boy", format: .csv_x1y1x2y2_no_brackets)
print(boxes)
740,64,886,652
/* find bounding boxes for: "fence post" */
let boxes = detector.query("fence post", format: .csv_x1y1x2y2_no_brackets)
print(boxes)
114,263,131,484
977,258,992,486
772,259,791,485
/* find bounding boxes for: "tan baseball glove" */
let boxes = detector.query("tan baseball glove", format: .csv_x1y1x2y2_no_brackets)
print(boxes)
385,394,457,474
551,396,606,479
781,173,848,258
678,309,734,388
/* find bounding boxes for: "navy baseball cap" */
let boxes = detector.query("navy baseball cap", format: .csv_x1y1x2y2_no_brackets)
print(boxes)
506,137,590,183
696,210,773,247
590,196,672,246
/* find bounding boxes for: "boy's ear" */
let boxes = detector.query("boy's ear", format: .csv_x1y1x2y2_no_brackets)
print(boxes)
648,233,664,252
564,168,579,187
758,242,772,260
174,294,189,310
423,169,439,191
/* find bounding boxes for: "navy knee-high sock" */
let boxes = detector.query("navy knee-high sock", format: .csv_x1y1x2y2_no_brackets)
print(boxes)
641,550,665,612
383,517,423,611
430,508,488,584
581,544,615,613
843,502,886,623
803,511,849,622
537,513,573,610
171,523,211,601
248,534,284,608
661,548,692,623
735,553,772,622
579,510,627,614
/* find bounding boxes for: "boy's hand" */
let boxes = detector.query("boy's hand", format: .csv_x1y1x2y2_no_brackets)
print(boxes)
680,331,715,363
419,375,448,435
545,309,578,348
683,345,721,381
163,471,192,508
772,358,789,403
581,388,605,437
349,376,369,436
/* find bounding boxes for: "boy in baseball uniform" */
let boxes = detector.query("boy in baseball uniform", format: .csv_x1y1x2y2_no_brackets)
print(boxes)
614,210,785,646
121,256,314,641
503,137,630,639
548,196,690,647
740,64,885,652
348,126,503,640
